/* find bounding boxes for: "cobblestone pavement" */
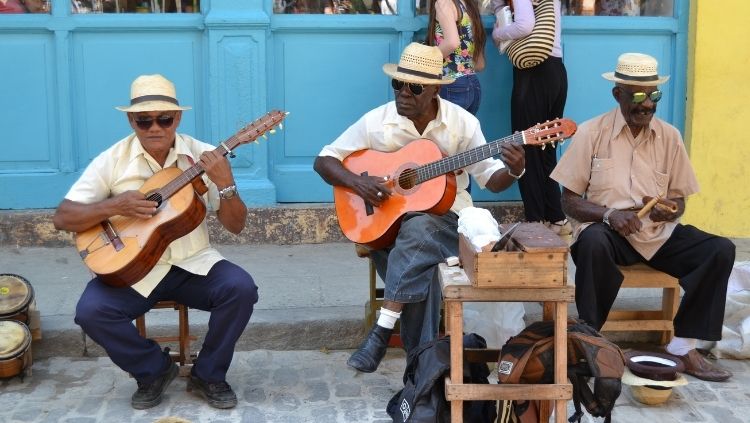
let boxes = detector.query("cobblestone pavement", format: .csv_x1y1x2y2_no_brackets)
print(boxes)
2,348,750,423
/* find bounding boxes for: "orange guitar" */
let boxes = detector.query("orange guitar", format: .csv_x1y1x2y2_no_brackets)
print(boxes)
75,110,287,288
333,118,577,249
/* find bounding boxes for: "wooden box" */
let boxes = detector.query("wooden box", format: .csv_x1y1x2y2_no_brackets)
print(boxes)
458,222,568,288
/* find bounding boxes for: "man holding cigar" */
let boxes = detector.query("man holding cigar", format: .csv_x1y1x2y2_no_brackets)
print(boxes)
550,53,736,382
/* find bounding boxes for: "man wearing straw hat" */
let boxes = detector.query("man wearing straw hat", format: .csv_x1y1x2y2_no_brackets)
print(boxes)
550,53,735,382
53,74,258,409
314,42,526,373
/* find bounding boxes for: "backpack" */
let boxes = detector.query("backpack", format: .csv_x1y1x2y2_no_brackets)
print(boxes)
497,319,626,423
386,333,497,423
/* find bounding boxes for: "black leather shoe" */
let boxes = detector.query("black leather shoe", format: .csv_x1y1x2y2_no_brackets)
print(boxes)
188,373,238,409
347,324,393,373
131,360,179,409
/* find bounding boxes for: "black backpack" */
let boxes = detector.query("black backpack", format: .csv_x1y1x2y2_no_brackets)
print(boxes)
497,319,626,423
386,333,497,423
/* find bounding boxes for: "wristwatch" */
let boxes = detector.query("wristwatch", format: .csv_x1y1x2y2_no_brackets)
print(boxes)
218,184,237,200
602,208,617,228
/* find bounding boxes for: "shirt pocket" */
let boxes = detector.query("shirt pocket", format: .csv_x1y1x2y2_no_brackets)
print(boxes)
652,169,669,196
588,158,614,194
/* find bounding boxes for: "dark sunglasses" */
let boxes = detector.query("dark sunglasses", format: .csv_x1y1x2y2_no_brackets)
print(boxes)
628,90,662,104
133,115,175,130
391,79,424,96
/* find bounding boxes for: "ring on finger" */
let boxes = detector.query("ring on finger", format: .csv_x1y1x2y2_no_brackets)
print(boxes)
377,191,383,198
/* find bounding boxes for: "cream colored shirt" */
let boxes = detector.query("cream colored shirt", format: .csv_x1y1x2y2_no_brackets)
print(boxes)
550,108,699,259
65,133,225,297
318,98,506,214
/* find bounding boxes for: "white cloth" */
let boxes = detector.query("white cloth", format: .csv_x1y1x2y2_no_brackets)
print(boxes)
65,133,225,297
318,98,506,215
705,262,750,358
457,207,500,251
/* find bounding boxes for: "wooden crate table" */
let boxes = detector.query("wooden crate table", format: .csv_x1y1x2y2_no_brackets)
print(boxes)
439,261,574,423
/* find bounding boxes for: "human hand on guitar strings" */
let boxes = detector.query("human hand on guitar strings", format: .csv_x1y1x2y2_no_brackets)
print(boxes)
499,143,525,178
111,190,159,219
352,174,392,207
199,150,235,190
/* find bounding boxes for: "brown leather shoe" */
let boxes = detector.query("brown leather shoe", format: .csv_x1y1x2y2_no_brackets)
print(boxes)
667,349,732,382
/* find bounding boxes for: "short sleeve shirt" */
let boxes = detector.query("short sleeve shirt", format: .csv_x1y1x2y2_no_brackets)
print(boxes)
65,133,225,297
550,108,699,259
318,97,506,215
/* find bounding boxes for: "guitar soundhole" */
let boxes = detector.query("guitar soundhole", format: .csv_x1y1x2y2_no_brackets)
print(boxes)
398,169,418,190
146,193,163,208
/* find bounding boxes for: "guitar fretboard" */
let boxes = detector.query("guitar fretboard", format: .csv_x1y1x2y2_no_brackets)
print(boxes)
145,112,282,202
411,131,525,186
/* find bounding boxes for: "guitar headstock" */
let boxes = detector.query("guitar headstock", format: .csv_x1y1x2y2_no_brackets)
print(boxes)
235,109,289,146
522,118,577,149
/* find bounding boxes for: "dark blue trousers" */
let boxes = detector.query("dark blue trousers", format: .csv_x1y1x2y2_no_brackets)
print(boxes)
75,260,258,384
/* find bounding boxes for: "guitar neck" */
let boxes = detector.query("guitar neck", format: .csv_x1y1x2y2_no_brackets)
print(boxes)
152,134,245,201
414,132,524,185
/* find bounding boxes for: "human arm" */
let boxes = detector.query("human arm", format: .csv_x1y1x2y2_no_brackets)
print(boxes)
52,193,158,233
435,0,460,57
484,143,525,192
198,150,247,235
560,188,643,237
492,0,534,42
313,156,391,207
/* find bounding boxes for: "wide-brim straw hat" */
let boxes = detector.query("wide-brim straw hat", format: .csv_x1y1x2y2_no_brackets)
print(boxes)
116,74,192,112
383,42,454,86
602,52,670,86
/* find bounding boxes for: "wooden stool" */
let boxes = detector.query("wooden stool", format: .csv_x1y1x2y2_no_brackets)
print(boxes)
135,300,197,376
600,263,680,344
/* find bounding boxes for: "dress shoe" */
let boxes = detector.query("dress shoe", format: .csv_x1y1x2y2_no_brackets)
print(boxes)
666,349,732,382
347,324,393,373
131,360,179,409
187,373,238,409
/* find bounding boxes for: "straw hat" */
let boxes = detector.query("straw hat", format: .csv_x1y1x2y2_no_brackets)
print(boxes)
622,351,687,405
116,74,192,112
602,53,670,86
383,43,454,85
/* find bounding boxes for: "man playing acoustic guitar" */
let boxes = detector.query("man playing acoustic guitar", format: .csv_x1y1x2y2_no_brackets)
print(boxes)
52,74,258,409
314,43,526,373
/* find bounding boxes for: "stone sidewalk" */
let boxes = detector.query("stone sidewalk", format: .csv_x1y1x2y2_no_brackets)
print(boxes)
2,348,749,423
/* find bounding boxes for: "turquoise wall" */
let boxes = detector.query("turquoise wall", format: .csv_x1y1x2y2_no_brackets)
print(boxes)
0,0,689,208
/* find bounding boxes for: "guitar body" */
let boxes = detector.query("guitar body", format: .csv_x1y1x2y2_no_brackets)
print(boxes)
334,139,457,249
74,167,207,287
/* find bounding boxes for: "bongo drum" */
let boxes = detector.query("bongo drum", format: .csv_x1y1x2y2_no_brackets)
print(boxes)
0,274,34,323
0,320,33,378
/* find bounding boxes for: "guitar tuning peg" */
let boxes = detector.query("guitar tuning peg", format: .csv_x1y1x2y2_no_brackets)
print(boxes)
253,140,259,144
262,134,267,139
270,129,276,134
541,144,546,150
285,111,290,115
279,123,283,130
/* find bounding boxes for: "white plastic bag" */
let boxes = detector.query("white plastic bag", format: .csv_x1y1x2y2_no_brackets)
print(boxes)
703,262,750,358
463,301,526,350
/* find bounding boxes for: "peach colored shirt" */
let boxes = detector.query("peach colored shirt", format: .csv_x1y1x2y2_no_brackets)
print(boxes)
65,133,225,297
550,108,699,259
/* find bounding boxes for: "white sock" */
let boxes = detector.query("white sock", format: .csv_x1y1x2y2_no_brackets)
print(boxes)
377,307,401,329
666,336,698,356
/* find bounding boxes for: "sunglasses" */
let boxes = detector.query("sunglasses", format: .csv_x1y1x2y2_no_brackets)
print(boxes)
628,90,662,104
391,79,425,96
133,115,175,130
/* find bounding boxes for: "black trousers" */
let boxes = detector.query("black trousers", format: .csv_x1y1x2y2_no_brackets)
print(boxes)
511,56,568,223
571,223,735,341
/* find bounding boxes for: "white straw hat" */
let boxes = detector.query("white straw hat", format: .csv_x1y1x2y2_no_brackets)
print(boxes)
602,53,670,86
116,74,192,112
383,42,454,85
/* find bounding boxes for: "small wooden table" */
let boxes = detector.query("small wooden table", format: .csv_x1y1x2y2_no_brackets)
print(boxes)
438,263,574,423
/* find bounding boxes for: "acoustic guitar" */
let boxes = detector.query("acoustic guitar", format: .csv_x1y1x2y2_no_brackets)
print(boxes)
75,110,287,288
333,118,577,249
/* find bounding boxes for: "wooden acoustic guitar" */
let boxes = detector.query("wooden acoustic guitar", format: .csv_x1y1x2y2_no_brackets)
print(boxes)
75,110,287,288
333,118,577,249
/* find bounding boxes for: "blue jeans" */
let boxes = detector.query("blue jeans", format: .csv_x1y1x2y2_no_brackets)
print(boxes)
75,260,258,384
440,73,481,115
369,212,459,353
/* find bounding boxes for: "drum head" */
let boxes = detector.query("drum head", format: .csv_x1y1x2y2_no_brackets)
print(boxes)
0,320,31,360
0,274,33,317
